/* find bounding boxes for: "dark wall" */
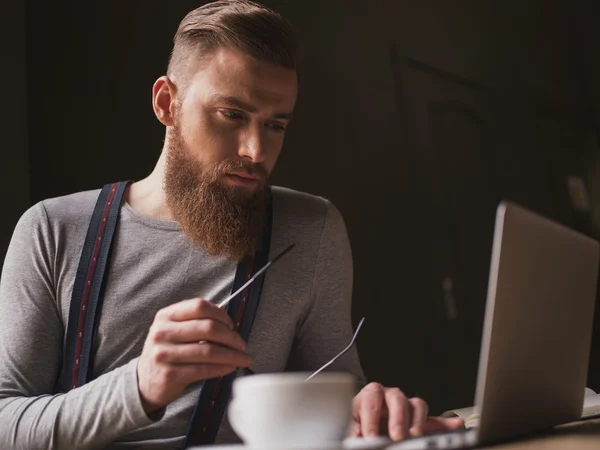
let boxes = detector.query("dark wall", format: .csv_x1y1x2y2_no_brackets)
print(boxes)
0,0,30,271
26,1,176,200
267,0,600,412
7,0,600,414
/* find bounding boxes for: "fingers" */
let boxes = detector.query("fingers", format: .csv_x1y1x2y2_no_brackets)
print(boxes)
149,319,247,351
157,298,234,328
156,363,239,388
384,388,410,440
408,397,428,437
138,298,251,413
352,383,464,443
358,383,386,437
150,342,252,367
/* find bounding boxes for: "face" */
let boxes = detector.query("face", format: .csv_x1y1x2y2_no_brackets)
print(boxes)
158,46,298,260
174,46,297,188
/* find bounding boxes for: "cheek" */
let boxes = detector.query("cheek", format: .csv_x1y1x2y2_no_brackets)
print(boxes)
264,134,284,171
181,112,239,160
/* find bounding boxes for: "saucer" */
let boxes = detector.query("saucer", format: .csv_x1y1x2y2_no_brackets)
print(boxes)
343,436,392,449
190,445,341,450
192,436,391,450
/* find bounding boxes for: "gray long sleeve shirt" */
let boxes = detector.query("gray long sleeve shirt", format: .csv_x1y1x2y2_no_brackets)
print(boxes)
0,185,365,449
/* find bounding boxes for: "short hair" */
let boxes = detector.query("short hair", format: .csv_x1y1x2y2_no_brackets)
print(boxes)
167,0,299,92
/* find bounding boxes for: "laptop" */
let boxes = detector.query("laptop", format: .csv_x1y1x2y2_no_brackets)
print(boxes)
392,201,600,449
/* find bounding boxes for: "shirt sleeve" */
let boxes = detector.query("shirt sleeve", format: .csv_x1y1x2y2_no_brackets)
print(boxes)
0,202,155,450
286,200,367,390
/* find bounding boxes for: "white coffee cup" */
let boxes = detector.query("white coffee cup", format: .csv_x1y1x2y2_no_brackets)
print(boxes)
228,372,356,448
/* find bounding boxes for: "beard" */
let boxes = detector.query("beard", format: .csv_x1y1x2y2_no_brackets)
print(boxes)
163,123,270,261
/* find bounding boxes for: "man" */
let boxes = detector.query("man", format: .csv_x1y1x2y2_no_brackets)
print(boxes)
0,1,463,448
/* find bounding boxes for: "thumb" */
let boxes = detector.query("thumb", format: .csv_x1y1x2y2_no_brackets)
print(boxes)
423,417,465,434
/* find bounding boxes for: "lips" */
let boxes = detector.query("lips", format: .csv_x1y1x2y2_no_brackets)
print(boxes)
226,171,260,180
222,172,265,188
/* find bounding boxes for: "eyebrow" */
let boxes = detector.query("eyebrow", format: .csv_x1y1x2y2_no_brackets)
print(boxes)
211,94,294,120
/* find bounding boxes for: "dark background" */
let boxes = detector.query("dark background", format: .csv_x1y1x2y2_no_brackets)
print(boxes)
2,0,600,415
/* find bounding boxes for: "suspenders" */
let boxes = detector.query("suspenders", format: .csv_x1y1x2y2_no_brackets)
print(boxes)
61,181,131,390
184,197,272,447
60,181,272,447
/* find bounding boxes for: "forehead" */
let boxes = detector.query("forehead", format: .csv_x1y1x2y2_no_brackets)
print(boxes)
185,47,298,111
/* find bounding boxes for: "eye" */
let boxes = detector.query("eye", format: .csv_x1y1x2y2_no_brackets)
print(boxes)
220,110,245,121
266,122,287,132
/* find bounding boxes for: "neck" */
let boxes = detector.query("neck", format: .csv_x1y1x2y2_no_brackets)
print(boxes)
125,150,175,222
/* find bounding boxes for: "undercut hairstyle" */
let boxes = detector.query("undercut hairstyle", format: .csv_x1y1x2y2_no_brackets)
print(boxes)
167,0,299,93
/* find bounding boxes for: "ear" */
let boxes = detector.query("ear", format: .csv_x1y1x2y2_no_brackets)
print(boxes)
152,76,178,126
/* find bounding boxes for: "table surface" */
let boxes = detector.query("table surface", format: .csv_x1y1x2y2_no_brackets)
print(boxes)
476,417,600,449
199,418,600,449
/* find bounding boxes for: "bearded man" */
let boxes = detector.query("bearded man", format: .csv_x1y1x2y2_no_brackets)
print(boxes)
0,1,463,448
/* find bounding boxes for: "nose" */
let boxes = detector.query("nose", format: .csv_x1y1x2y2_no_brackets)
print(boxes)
237,124,267,163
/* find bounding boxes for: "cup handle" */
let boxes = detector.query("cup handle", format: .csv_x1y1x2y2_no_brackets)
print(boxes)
228,399,248,441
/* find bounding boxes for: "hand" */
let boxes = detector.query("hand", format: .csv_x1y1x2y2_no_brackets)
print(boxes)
349,383,465,441
137,298,252,413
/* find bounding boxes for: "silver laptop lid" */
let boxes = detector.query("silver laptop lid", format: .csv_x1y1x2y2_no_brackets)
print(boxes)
475,201,599,444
